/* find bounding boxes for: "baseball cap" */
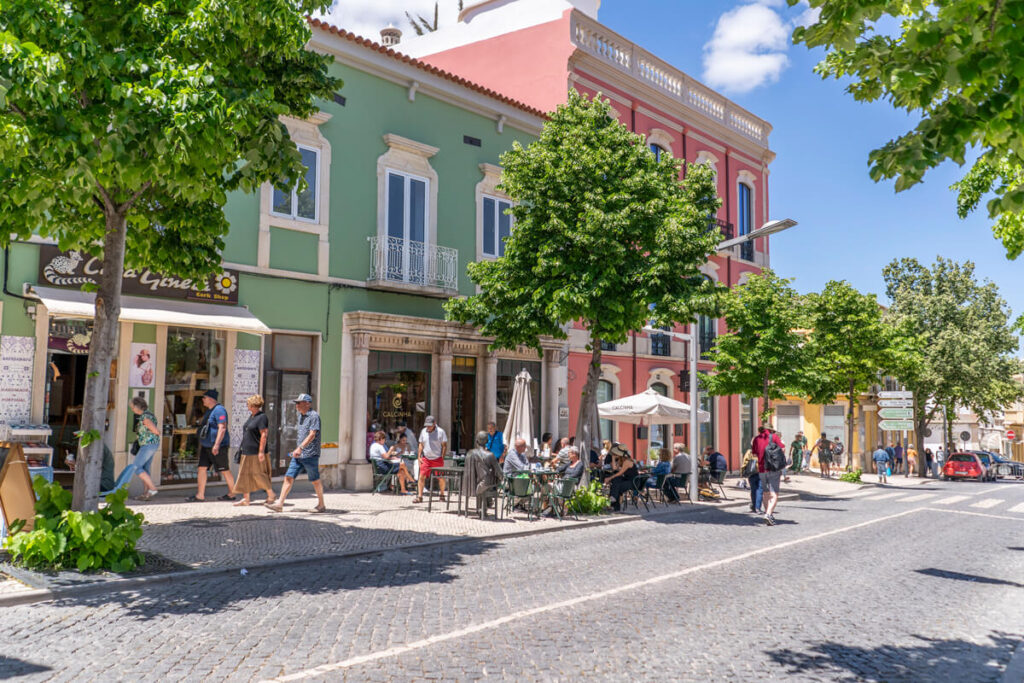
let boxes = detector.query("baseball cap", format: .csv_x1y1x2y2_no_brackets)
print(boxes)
293,393,313,403
203,389,219,401
424,416,436,426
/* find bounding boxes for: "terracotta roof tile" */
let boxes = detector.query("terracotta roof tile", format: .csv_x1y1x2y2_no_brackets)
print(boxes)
308,18,549,120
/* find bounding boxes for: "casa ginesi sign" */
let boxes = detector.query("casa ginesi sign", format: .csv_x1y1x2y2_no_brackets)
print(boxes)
38,245,240,305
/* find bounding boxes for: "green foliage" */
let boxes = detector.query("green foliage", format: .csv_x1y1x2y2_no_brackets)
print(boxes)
4,478,145,573
702,270,808,422
0,0,341,280
838,469,862,484
790,0,1024,259
445,90,723,351
566,480,610,515
883,257,1022,437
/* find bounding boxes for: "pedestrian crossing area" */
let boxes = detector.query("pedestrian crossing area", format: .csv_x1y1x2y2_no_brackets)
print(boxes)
970,498,1004,509
931,495,969,505
853,488,1024,515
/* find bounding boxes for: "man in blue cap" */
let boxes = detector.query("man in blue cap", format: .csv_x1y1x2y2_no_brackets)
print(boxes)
267,393,326,513
186,389,236,502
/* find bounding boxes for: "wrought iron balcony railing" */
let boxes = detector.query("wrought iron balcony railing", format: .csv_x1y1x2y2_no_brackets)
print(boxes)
368,236,458,292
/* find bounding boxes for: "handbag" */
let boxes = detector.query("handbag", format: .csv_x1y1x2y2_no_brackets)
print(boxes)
130,440,140,456
742,458,758,477
233,449,241,465
198,409,212,442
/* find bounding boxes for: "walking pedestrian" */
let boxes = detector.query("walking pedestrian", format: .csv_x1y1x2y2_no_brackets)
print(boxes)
187,389,237,502
753,426,786,525
934,446,945,478
789,431,806,473
122,396,160,499
924,448,934,477
741,448,762,513
894,442,904,474
413,416,448,504
267,394,326,513
811,433,834,478
872,444,890,484
232,394,276,506
905,443,918,476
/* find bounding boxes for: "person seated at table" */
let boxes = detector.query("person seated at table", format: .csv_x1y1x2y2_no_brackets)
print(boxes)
503,438,531,476
666,443,691,500
646,449,672,487
703,446,727,480
384,433,415,494
605,444,637,512
557,446,585,480
540,432,554,460
369,431,413,494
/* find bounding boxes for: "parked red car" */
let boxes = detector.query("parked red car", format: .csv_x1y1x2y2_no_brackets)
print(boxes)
942,452,988,481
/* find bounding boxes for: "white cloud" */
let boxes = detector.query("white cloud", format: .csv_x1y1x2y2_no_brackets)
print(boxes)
318,0,465,43
701,0,819,94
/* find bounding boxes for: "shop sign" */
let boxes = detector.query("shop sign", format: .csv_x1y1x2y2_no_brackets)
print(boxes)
38,245,240,305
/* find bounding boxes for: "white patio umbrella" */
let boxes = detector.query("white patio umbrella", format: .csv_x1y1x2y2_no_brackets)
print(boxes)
598,388,710,425
502,369,534,449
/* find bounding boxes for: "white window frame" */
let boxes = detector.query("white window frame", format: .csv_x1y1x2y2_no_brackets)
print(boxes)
384,168,431,243
481,193,513,259
270,144,321,224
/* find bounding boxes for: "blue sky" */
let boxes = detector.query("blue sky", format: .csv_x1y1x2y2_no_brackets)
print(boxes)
331,0,1020,319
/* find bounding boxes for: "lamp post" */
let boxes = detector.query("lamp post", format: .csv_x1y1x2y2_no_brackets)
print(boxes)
643,217,798,502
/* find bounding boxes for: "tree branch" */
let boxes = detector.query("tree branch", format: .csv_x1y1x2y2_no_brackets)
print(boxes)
120,181,152,213
989,0,1003,36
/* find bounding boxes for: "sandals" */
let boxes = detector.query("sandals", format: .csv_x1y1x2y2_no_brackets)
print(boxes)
412,497,423,504
437,494,447,502
311,505,327,514
233,500,250,507
184,495,205,503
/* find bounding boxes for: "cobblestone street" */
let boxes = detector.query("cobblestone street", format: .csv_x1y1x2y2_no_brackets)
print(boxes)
3,477,1023,681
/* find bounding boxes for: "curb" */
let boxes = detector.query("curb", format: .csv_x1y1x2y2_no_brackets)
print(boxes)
0,492,798,608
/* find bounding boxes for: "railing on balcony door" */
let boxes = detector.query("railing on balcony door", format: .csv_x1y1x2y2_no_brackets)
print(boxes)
368,236,458,291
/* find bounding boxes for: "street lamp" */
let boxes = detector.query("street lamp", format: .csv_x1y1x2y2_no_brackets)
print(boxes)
644,217,798,502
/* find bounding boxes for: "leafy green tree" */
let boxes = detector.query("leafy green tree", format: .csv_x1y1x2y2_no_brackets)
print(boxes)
790,0,1024,259
0,0,340,511
703,270,808,426
883,257,1022,474
445,91,723,471
804,280,895,469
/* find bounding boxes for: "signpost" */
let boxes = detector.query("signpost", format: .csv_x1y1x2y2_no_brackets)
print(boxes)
879,419,915,431
878,408,914,420
1007,429,1016,441
879,390,913,399
878,399,913,408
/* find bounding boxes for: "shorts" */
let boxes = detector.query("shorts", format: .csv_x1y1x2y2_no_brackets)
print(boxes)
420,456,444,480
819,454,833,465
285,456,321,482
199,444,230,472
760,470,782,494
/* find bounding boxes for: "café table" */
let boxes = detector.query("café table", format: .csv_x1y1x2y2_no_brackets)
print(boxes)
427,465,464,513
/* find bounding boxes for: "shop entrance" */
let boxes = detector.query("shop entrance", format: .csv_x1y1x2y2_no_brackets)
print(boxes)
368,351,430,454
45,319,95,473
263,334,317,475
450,356,476,454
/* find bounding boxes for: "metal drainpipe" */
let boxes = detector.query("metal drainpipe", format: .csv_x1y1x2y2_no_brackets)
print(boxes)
632,333,637,456
727,253,733,466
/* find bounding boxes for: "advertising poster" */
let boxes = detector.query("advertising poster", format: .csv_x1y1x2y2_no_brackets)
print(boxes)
129,343,157,388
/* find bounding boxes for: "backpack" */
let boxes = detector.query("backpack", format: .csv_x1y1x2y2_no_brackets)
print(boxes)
764,441,787,472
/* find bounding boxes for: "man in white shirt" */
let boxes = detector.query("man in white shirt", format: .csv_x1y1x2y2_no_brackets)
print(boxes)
414,416,448,504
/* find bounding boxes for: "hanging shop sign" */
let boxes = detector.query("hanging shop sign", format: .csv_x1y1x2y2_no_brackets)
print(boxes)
38,246,240,305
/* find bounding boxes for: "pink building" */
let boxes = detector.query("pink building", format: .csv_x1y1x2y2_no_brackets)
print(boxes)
401,0,776,469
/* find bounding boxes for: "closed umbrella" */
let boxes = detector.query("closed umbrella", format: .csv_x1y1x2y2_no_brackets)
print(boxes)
598,388,710,425
502,369,533,450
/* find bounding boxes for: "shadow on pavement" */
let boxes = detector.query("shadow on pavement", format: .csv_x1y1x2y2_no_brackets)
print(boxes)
768,631,1020,682
52,518,499,621
915,567,1024,589
641,506,797,527
0,656,51,679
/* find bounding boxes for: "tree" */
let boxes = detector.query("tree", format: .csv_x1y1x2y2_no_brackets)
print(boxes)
445,91,723,476
702,270,808,426
406,1,463,36
0,0,341,511
790,0,1024,260
804,280,895,470
883,257,1022,475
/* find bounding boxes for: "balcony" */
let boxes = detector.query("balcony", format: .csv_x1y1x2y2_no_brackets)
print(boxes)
570,13,771,147
368,236,459,294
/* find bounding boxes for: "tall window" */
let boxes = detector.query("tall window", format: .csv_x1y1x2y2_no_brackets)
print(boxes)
597,380,614,443
698,314,717,358
386,170,429,283
272,146,319,222
650,144,667,162
482,195,512,258
740,395,756,452
699,381,715,454
600,341,617,352
738,182,753,261
650,331,671,357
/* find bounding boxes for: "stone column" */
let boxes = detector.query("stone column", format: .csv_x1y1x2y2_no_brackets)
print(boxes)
345,332,373,491
483,351,498,427
437,339,453,432
545,349,561,440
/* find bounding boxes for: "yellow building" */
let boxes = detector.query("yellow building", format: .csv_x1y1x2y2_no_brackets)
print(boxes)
772,393,890,471
1004,372,1024,461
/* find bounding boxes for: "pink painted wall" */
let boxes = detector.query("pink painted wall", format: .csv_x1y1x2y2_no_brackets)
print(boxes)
415,12,577,115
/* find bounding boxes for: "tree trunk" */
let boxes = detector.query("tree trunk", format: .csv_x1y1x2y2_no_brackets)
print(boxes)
914,393,926,478
573,338,602,487
761,370,770,425
71,210,127,512
847,378,856,472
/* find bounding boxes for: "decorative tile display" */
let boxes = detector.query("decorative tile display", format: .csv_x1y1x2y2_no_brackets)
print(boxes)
230,350,261,446
0,336,35,426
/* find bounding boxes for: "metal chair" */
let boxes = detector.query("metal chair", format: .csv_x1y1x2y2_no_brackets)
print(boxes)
370,459,395,494
647,473,670,504
503,475,536,520
548,477,579,521
626,474,652,512
709,470,729,500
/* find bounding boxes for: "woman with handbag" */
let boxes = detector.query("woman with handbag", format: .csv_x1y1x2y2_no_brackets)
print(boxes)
741,448,761,513
127,396,161,500
232,394,276,506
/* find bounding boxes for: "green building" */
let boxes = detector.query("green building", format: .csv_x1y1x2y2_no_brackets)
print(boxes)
0,21,565,492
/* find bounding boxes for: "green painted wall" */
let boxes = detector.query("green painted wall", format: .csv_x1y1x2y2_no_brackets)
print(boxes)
269,227,319,274
221,191,260,266
132,324,157,343
237,333,262,351
1,242,40,337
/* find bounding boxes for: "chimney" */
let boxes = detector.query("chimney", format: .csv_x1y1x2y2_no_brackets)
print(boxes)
380,25,402,47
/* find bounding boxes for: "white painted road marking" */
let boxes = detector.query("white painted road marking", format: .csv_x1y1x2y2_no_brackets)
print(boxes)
263,508,925,682
900,493,937,503
928,508,1024,522
931,496,969,505
1008,502,1024,515
862,492,910,501
970,498,1004,509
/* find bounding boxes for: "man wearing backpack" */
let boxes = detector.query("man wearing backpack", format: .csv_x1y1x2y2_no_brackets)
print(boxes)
753,426,786,526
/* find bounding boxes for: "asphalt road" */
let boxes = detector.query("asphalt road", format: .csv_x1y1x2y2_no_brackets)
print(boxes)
3,478,1023,682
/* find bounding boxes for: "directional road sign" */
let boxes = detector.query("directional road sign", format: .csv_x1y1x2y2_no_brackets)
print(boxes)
878,408,914,420
879,419,915,431
879,390,913,399
878,399,913,408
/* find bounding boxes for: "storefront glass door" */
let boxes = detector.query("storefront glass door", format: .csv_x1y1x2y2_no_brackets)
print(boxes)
450,357,476,454
264,370,312,475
